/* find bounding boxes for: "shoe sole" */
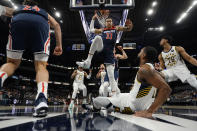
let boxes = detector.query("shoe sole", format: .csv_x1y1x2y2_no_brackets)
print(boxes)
33,107,48,117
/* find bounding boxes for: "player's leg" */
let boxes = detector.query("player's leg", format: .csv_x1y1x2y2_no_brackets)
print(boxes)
81,84,87,104
0,56,21,90
103,82,110,97
106,64,119,96
76,35,103,69
33,55,49,117
161,69,178,82
99,84,104,96
93,97,113,110
32,19,50,117
0,20,24,91
82,96,114,113
174,66,197,89
69,83,79,110
186,74,197,89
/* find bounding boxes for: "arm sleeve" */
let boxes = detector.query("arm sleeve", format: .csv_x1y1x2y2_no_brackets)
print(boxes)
90,19,95,33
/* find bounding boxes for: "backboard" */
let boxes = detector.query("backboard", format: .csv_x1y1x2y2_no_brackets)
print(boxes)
70,0,135,10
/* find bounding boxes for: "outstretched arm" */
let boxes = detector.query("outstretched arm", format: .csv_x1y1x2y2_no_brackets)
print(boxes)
0,5,14,17
176,46,197,67
135,65,171,118
116,19,133,32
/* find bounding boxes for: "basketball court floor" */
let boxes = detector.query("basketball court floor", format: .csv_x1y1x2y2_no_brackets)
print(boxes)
0,105,197,131
0,0,197,130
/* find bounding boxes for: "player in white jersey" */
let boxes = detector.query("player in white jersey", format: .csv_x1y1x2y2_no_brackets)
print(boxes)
69,66,92,111
158,35,197,89
82,46,171,118
96,64,107,96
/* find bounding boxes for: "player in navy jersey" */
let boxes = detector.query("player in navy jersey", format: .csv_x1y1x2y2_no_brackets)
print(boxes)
77,13,133,96
0,0,62,117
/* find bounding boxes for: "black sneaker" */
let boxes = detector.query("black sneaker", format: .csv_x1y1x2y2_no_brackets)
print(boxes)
33,93,48,117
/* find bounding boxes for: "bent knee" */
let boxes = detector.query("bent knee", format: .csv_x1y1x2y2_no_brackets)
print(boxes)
7,58,21,68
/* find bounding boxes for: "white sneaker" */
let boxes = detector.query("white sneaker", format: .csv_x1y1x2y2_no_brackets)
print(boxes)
76,60,91,69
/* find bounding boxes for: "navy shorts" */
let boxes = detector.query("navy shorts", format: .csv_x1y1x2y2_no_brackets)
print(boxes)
104,70,119,82
7,13,50,55
101,47,115,64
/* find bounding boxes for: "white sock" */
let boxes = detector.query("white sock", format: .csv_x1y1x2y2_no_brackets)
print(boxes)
87,54,93,61
0,71,8,87
36,82,48,99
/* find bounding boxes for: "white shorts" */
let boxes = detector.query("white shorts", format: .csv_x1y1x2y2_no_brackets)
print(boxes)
162,65,191,82
73,82,86,91
7,50,49,62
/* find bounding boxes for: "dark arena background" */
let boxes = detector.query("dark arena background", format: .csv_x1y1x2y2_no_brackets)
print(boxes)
0,0,197,130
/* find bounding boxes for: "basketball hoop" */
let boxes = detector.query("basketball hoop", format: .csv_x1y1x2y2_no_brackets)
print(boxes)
98,0,105,4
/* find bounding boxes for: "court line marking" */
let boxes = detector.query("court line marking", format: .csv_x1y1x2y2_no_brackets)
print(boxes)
179,113,197,116
162,106,197,110
0,113,66,129
153,114,197,130
111,112,194,131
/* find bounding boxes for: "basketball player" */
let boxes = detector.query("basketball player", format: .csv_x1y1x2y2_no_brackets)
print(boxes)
158,35,197,89
77,13,133,96
0,0,62,117
100,46,128,97
69,66,92,111
83,47,171,118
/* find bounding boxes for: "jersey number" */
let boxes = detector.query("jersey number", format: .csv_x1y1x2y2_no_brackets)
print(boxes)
167,56,176,66
106,33,112,40
78,75,83,80
23,6,40,12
